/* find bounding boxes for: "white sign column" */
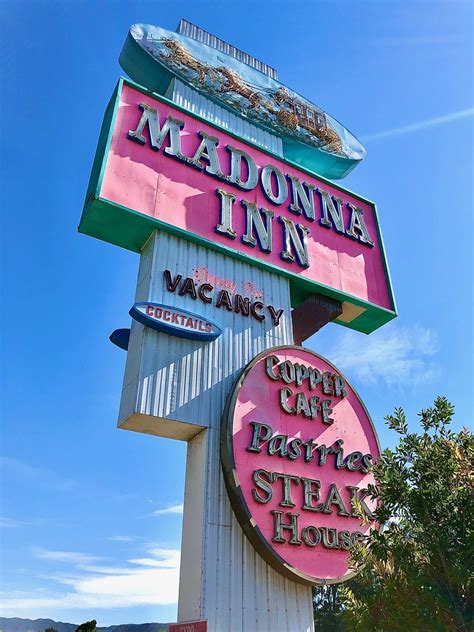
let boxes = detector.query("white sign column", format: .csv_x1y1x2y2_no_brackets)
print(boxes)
118,230,315,631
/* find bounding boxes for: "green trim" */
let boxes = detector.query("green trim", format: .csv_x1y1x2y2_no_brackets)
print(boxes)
78,77,398,334
372,202,398,316
79,79,123,227
96,78,123,195
119,32,175,100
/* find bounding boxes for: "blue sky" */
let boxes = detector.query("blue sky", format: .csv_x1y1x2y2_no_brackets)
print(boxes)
0,0,472,625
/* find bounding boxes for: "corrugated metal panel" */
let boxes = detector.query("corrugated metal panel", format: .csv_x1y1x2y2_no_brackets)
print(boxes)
176,18,278,80
118,231,314,631
120,230,293,430
167,78,284,156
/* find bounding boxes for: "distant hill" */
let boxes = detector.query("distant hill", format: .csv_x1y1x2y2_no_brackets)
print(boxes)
0,619,169,632
0,619,76,632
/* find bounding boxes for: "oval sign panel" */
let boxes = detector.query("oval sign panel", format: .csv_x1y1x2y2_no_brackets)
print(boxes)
130,302,222,341
120,23,366,179
221,345,380,585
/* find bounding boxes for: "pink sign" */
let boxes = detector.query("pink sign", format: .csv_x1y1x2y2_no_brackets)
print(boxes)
80,79,396,334
169,621,207,632
221,346,380,585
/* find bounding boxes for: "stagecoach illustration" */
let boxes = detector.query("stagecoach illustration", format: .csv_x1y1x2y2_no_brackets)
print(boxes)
156,36,343,155
120,23,366,178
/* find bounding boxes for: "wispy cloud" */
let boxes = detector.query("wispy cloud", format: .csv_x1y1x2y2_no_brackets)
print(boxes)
32,547,103,564
0,546,180,615
0,515,46,528
362,108,474,142
321,324,439,387
0,516,27,528
373,34,470,46
149,503,183,516
128,548,181,568
106,535,138,542
0,457,75,491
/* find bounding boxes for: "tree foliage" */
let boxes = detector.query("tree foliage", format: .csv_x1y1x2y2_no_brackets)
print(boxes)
75,621,97,632
313,397,473,631
313,584,346,631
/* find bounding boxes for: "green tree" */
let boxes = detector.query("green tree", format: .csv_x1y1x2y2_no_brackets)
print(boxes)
75,621,97,632
313,584,345,631
313,397,473,631
45,628,57,632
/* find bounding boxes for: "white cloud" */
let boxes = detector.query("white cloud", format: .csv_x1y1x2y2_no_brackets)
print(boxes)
0,516,26,528
150,503,184,516
32,547,103,564
362,107,473,142
0,546,180,616
106,535,138,542
321,324,439,386
128,548,181,568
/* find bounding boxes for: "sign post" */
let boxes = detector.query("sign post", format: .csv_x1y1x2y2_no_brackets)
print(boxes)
118,230,313,629
79,19,396,632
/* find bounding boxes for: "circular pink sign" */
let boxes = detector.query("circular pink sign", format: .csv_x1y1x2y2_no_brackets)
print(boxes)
221,345,380,585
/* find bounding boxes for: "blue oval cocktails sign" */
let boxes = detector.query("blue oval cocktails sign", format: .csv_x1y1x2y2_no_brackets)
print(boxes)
130,302,223,341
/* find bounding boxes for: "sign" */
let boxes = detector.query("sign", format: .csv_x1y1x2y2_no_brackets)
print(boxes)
109,327,130,350
79,78,396,334
119,23,366,179
163,268,285,326
79,19,394,629
169,621,207,632
130,302,222,341
221,345,380,585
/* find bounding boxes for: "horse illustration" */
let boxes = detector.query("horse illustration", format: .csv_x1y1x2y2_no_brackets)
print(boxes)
160,37,218,82
216,66,262,110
